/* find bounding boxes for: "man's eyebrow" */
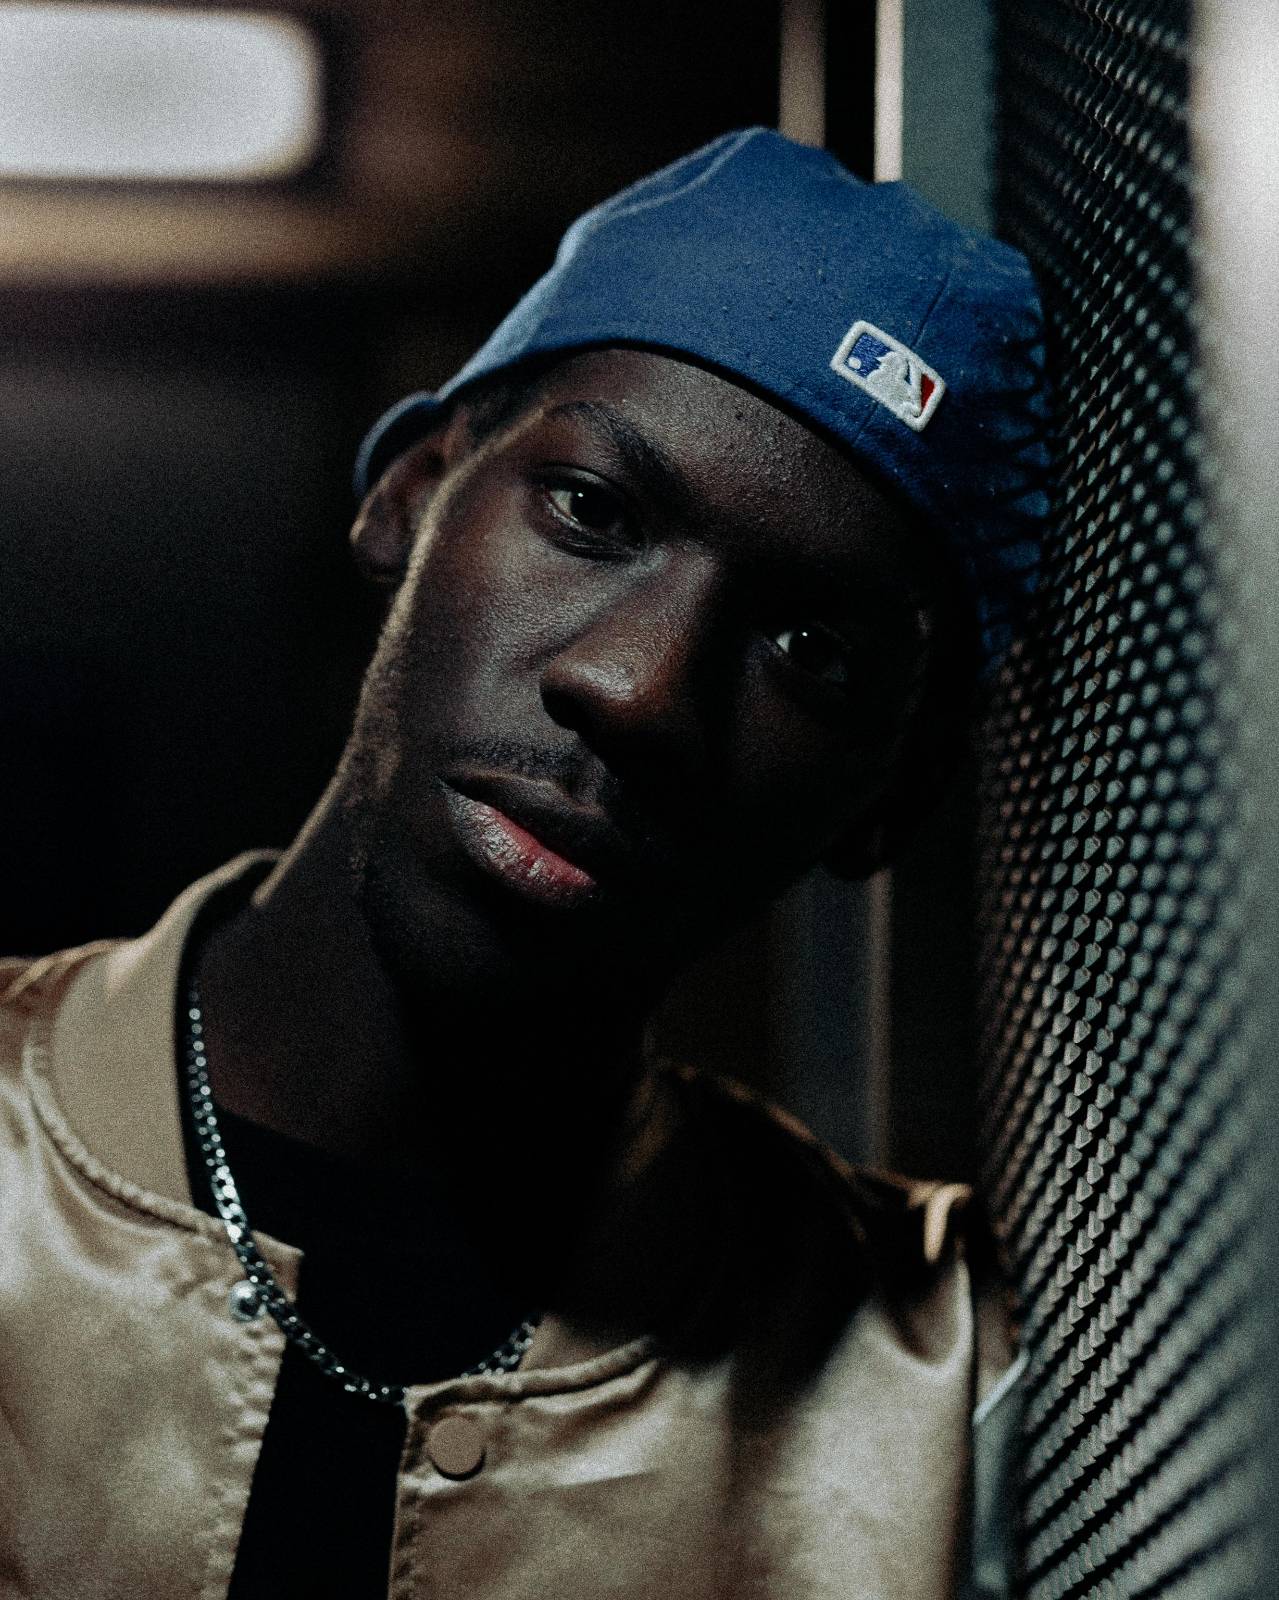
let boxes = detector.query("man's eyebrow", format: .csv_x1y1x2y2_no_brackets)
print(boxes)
542,400,694,514
542,398,933,621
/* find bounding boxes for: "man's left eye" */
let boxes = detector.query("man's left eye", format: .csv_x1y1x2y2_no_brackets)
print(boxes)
769,623,856,687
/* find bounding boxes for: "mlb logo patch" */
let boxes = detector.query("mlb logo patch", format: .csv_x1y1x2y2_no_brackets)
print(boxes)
830,320,945,432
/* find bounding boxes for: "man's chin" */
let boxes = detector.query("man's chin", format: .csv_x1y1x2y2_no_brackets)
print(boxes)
351,830,511,993
348,825,676,1015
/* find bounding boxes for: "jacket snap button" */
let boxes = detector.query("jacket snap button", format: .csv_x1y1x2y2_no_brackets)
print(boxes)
228,1281,265,1322
426,1416,485,1479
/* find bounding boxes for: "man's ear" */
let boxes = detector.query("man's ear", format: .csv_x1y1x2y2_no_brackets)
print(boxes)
823,701,971,880
822,809,896,881
823,630,974,881
822,724,943,879
348,410,470,587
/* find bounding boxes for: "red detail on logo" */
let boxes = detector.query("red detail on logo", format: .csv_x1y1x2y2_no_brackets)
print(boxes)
919,374,936,410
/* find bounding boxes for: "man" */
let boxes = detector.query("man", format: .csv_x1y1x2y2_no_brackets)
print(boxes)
0,130,1047,1598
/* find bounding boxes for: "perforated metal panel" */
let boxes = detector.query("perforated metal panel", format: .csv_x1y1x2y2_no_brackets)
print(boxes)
981,2,1264,1594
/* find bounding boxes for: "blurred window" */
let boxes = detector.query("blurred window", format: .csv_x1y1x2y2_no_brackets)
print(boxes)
0,4,323,182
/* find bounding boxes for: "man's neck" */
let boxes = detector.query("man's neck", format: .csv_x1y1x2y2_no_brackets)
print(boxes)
188,795,651,1254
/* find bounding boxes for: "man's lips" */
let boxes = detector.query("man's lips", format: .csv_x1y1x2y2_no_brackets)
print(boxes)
440,778,613,910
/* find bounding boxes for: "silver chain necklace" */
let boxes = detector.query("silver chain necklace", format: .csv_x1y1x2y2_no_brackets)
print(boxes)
183,982,539,1408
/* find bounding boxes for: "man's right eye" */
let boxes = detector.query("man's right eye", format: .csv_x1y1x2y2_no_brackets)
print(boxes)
545,483,618,529
538,477,637,554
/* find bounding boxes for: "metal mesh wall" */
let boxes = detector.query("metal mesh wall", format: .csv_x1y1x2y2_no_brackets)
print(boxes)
981,2,1264,1594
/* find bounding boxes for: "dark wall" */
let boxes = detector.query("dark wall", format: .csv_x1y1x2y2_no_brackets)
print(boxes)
0,287,374,949
0,0,786,956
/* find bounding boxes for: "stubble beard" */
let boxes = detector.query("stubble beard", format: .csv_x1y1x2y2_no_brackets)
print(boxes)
337,644,448,999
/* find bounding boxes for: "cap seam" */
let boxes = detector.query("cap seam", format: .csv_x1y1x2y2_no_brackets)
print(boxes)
605,127,764,224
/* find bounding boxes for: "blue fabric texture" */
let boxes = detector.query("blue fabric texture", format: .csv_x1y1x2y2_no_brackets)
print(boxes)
354,128,1051,665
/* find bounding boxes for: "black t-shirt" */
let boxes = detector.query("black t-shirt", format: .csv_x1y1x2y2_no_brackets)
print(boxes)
179,1075,529,1598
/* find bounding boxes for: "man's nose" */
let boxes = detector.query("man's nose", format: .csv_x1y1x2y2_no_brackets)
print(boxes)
539,560,723,773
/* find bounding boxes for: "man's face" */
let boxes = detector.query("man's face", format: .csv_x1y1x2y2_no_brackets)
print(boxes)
342,349,954,1007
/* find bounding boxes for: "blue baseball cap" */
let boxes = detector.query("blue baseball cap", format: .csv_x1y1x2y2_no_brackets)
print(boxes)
355,127,1051,665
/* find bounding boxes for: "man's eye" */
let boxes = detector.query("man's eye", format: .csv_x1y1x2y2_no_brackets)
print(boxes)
770,623,856,687
544,482,626,535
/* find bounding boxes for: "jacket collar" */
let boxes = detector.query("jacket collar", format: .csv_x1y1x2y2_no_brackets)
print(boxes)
37,854,955,1381
48,853,278,1207
38,853,704,1370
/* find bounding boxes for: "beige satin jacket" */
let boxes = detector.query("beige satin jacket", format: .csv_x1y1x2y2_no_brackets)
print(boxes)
0,858,1018,1599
